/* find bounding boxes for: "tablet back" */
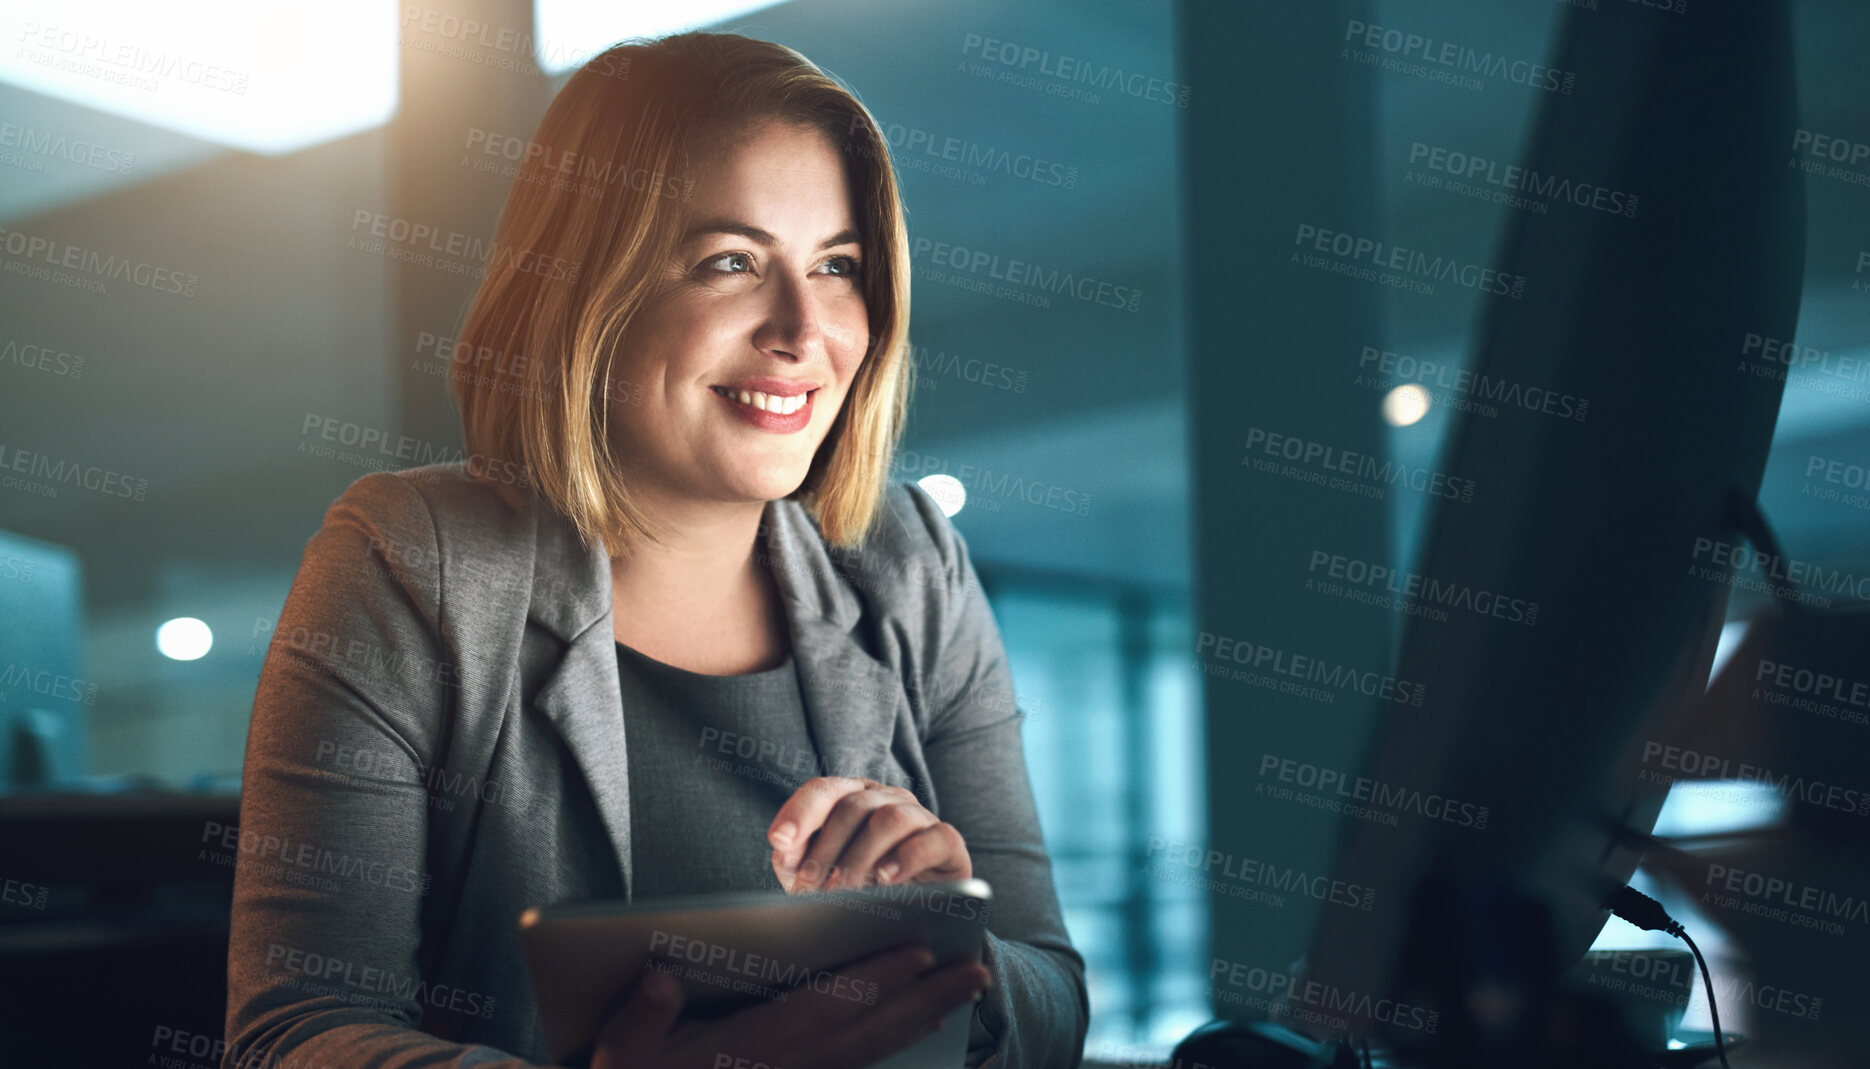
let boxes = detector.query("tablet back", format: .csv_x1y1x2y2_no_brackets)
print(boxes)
520,878,993,1067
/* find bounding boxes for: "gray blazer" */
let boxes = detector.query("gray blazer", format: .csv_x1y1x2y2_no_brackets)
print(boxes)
222,463,1088,1069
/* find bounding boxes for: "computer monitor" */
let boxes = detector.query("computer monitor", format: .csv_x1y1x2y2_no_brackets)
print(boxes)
1302,0,1803,1043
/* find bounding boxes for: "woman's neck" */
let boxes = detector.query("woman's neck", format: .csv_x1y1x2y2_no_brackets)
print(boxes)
607,497,790,673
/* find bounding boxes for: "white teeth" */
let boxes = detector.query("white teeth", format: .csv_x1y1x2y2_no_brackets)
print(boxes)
718,387,808,415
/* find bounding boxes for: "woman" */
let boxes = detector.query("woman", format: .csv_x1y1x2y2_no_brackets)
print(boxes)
223,31,1088,1069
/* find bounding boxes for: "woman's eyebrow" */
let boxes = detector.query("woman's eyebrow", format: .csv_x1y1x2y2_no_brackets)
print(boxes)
680,219,861,251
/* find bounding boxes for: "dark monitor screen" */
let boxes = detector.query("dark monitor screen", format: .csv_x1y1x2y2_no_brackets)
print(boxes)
1303,0,1804,1033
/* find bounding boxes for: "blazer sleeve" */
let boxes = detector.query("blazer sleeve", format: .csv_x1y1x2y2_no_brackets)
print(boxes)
898,483,1091,1069
223,472,551,1069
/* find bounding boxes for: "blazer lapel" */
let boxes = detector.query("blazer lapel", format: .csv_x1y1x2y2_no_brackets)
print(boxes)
524,492,909,905
785,609,909,788
525,493,636,901
763,500,911,791
534,621,635,900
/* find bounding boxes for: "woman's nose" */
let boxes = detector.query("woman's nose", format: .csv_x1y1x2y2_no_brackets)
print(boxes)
755,274,826,359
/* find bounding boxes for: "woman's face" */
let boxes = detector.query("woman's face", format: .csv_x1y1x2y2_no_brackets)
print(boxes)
608,119,871,513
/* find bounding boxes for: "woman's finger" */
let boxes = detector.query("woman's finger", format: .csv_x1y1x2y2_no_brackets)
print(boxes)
590,967,684,1069
790,788,901,892
822,800,937,889
811,958,991,1069
873,821,970,885
767,776,872,872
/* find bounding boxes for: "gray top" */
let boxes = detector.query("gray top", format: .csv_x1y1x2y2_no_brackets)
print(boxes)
612,640,812,898
223,464,1088,1069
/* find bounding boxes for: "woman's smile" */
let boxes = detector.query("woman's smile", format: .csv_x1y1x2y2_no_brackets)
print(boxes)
710,383,818,432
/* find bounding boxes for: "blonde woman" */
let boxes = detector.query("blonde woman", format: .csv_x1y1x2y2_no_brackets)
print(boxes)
223,32,1087,1069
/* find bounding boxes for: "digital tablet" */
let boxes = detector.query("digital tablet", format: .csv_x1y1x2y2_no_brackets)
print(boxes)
519,878,993,1066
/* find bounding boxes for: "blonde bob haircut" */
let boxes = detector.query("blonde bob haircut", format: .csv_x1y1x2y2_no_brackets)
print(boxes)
450,32,913,554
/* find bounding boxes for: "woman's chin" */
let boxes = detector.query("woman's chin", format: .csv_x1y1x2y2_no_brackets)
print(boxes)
720,466,808,504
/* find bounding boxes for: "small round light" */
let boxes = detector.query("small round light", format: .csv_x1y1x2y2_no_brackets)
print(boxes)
917,474,967,517
1382,384,1432,427
157,617,213,661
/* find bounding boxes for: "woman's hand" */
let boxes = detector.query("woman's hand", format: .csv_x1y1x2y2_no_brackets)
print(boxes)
767,777,971,893
589,943,989,1069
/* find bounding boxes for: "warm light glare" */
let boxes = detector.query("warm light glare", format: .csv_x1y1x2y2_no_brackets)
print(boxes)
0,2,398,155
157,617,213,661
1382,384,1432,427
533,0,796,74
918,474,967,517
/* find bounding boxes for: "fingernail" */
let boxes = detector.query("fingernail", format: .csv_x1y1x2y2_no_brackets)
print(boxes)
970,988,985,1003
771,822,796,846
644,970,678,1005
877,862,900,884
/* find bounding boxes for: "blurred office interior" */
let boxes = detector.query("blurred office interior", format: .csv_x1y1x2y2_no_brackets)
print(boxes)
2,0,1867,1063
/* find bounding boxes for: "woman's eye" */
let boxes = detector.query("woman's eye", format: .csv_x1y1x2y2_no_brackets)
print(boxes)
700,252,754,274
820,255,863,278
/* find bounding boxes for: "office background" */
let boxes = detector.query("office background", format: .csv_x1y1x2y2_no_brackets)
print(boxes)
2,0,1867,1062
